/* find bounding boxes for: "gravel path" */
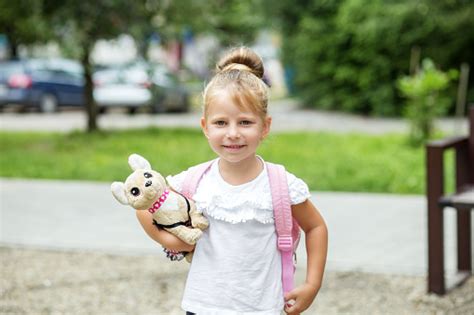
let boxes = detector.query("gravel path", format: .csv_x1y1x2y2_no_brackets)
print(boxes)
1,247,472,314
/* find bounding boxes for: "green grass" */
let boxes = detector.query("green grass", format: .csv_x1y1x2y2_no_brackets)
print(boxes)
0,128,454,194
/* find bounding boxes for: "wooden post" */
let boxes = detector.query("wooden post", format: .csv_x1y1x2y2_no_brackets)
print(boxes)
455,144,472,273
457,107,474,274
427,145,445,294
456,64,470,118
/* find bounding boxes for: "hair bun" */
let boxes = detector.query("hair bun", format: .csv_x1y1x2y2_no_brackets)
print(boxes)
216,46,264,79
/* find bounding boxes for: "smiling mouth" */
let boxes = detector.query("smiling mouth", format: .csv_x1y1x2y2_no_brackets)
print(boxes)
223,145,246,149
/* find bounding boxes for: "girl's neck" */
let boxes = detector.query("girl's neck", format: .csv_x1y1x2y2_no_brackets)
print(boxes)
218,155,263,186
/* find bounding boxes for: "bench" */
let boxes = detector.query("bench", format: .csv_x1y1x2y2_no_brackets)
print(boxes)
426,106,473,295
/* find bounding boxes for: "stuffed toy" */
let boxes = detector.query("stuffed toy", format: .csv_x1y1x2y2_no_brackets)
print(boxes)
111,154,208,262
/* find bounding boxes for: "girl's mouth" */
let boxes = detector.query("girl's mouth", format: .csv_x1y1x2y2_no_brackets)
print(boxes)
222,144,246,150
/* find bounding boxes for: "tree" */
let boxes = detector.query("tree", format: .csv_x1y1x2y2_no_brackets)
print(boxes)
183,0,266,47
0,0,51,58
271,0,474,116
129,0,266,67
45,0,147,132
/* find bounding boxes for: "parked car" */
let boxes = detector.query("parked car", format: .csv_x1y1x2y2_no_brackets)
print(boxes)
0,59,84,112
0,58,190,114
94,61,190,114
93,65,152,114
149,63,190,113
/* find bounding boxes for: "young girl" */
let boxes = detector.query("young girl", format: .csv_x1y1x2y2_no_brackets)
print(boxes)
136,46,328,315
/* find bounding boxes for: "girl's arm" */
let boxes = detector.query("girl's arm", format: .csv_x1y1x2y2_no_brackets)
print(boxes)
135,210,195,252
284,199,328,315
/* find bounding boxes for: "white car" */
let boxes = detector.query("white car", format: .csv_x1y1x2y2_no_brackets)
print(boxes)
94,61,190,114
93,66,152,114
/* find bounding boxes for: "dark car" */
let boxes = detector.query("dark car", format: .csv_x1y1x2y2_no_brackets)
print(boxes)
0,58,84,112
150,63,190,113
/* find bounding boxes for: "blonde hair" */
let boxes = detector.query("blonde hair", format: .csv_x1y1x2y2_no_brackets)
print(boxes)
203,46,268,120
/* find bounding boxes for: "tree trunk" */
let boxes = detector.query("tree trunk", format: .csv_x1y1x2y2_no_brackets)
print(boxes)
6,29,19,59
136,36,150,61
81,43,98,132
9,42,18,59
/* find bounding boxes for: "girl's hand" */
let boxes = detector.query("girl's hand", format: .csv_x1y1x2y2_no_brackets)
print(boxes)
284,283,319,315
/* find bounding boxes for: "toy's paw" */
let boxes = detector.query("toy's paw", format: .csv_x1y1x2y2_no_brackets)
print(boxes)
185,251,194,263
192,216,209,230
186,229,203,245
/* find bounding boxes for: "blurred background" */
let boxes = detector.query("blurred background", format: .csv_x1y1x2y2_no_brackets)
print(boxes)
0,0,472,125
1,0,473,314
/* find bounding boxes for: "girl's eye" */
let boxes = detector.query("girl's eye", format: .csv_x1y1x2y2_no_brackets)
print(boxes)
214,121,226,126
240,120,253,126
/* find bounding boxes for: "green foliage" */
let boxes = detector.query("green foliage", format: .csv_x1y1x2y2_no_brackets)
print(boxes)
397,59,458,145
45,0,147,56
0,0,52,57
272,0,474,116
0,128,453,194
176,0,266,46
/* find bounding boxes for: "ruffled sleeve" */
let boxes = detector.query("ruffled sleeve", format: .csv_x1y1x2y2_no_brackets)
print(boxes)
286,172,311,205
165,170,188,193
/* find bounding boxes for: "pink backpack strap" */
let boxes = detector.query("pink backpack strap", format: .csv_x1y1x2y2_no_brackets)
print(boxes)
180,159,216,199
266,162,295,295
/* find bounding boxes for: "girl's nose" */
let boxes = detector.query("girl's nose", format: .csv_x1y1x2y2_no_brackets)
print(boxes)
226,126,241,139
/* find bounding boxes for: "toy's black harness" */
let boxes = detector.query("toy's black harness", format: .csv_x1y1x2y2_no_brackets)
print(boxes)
152,195,192,229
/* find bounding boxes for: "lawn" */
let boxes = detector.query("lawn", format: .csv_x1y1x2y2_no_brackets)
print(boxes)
0,128,454,194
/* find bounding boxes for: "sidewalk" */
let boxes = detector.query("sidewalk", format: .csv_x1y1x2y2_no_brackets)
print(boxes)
1,178,469,277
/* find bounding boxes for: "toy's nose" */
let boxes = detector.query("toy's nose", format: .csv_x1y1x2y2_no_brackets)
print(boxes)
145,180,152,187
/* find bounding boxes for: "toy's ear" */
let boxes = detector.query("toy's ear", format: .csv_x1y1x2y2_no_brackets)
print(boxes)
111,182,129,205
128,154,151,171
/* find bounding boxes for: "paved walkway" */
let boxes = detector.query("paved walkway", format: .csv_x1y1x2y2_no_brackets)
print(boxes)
0,99,469,135
1,178,471,278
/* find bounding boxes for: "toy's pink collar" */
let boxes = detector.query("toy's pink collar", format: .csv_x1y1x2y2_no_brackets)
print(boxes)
148,189,170,213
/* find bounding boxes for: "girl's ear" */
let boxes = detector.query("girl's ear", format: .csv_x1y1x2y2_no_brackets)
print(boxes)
200,117,210,139
262,116,272,139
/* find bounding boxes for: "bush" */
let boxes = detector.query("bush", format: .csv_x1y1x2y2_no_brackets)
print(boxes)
274,0,474,116
397,59,458,145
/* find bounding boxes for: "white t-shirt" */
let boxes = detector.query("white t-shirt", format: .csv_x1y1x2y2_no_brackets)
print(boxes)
166,158,311,315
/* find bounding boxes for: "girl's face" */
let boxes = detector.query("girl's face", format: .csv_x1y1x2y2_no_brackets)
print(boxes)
201,90,271,165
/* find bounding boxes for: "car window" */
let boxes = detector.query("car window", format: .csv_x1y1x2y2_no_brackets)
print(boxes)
28,60,48,71
31,69,54,81
123,68,148,84
94,69,121,84
0,63,24,79
59,69,83,83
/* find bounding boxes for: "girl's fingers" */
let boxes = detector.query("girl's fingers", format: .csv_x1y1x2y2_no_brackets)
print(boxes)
284,291,297,314
284,300,299,315
284,289,298,301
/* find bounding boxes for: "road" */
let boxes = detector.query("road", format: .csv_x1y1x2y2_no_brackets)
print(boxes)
0,99,469,135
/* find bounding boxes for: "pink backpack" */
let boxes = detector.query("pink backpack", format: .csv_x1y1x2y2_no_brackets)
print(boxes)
180,159,301,294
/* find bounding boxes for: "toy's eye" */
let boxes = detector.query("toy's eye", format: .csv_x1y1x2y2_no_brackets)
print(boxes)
144,172,152,178
130,187,140,196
